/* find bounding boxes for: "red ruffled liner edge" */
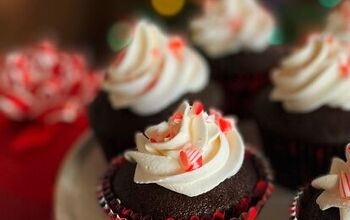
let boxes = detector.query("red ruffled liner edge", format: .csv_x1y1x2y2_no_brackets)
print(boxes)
289,188,304,220
97,147,274,220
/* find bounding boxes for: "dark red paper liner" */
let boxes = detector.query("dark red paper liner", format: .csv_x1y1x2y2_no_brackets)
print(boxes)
97,147,274,220
257,126,347,189
289,188,306,220
216,72,270,118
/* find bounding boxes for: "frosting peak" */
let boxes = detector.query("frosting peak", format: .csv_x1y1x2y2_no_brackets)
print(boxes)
325,1,350,42
190,0,275,58
103,20,209,116
125,101,244,197
271,34,350,113
312,144,350,220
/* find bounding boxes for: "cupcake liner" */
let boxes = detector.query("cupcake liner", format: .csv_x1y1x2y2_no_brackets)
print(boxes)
216,72,270,118
257,125,346,189
97,148,274,220
289,189,304,220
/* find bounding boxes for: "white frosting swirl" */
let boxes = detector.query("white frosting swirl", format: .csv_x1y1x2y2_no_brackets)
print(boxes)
325,1,350,42
103,20,209,116
312,144,350,220
271,34,350,113
124,101,244,197
190,0,275,58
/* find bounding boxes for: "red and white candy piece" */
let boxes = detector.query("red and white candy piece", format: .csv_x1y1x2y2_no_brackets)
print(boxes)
346,143,350,161
193,101,204,115
209,108,234,132
339,170,350,199
339,57,350,78
218,117,233,133
149,126,177,143
168,36,185,60
179,144,203,172
171,112,183,123
228,16,243,32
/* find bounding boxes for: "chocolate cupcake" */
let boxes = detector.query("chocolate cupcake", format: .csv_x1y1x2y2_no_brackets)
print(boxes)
89,20,224,161
190,0,287,117
254,34,350,188
98,101,273,219
290,144,350,219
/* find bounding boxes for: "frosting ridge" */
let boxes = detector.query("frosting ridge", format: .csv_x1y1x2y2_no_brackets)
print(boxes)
103,20,209,115
271,34,350,113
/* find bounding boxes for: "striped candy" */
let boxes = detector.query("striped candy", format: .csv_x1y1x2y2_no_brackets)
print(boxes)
179,145,203,172
171,112,183,123
346,143,350,161
339,171,350,199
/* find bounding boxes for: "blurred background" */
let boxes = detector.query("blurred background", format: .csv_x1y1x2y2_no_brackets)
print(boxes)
0,0,338,66
0,0,343,220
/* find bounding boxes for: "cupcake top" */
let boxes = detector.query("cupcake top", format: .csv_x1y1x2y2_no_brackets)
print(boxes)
103,20,209,116
312,144,350,220
270,34,350,113
0,40,100,123
190,0,275,58
125,101,244,197
325,1,350,42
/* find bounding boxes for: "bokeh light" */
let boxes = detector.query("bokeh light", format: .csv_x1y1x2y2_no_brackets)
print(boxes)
270,26,285,45
151,0,185,16
319,0,341,8
107,21,133,52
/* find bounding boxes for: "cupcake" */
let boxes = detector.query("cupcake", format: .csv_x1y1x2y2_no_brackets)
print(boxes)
190,0,287,117
89,20,224,161
325,0,350,42
290,144,350,219
254,33,350,188
0,40,100,219
98,101,273,220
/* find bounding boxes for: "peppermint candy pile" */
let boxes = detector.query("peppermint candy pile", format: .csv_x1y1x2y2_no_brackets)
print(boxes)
0,40,101,123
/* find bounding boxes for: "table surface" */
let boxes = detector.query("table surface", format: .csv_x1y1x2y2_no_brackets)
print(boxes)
54,124,295,220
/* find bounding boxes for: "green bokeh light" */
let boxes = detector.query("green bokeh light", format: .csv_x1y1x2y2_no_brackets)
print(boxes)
270,26,285,45
107,21,132,52
319,0,341,8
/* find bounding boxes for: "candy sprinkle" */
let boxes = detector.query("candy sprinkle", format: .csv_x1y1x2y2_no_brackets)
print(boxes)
168,36,184,60
193,101,204,115
339,171,350,198
171,112,183,123
179,145,203,172
218,117,233,133
339,59,350,78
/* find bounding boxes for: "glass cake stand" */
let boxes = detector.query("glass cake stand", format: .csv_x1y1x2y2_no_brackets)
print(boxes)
54,124,294,220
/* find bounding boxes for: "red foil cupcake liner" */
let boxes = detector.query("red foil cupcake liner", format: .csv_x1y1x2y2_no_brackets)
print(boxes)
257,126,346,189
289,188,307,220
215,72,270,118
97,147,274,220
